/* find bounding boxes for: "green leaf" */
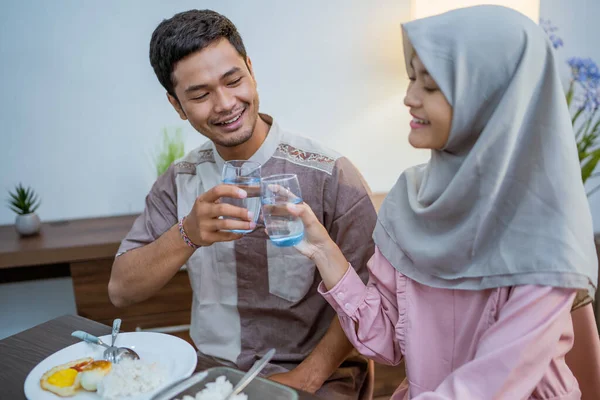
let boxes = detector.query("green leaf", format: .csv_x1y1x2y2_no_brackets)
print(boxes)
581,148,600,183
589,186,600,196
566,82,574,108
582,116,593,138
572,107,585,129
589,117,600,139
9,206,22,215
576,123,588,142
587,183,600,197
8,192,20,203
7,184,40,214
584,109,599,136
576,123,598,158
155,127,185,177
31,199,41,213
9,199,22,208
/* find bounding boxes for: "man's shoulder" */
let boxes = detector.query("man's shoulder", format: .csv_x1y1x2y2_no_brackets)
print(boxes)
273,130,343,175
172,142,215,175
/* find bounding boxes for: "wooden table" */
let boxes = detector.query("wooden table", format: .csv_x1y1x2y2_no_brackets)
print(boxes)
0,315,322,400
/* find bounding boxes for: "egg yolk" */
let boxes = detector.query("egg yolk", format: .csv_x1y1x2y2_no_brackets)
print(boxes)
47,368,78,387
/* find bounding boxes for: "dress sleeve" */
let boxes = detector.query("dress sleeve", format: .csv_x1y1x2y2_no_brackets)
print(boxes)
319,247,404,366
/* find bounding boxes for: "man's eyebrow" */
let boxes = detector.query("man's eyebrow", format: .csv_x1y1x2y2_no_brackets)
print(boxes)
222,66,241,79
185,83,208,93
184,67,242,93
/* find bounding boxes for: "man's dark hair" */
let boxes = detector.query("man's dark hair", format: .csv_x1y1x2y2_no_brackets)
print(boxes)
149,9,248,97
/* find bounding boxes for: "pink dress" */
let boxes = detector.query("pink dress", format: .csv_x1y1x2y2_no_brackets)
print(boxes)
319,247,580,399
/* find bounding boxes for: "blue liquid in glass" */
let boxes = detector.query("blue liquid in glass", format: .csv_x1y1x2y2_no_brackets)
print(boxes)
262,198,304,247
270,231,304,247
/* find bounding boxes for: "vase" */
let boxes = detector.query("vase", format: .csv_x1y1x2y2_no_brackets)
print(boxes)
15,213,41,236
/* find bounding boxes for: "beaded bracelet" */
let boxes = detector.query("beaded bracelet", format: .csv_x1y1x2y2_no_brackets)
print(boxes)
178,217,200,250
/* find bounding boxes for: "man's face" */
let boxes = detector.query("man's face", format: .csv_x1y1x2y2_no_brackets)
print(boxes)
169,38,260,148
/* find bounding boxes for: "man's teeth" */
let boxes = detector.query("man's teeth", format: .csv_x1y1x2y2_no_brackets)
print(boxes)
218,113,242,125
412,118,430,125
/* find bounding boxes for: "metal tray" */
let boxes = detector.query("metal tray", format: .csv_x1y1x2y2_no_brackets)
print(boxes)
152,366,299,400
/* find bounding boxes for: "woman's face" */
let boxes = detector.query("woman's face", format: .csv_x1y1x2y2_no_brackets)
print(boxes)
404,54,453,150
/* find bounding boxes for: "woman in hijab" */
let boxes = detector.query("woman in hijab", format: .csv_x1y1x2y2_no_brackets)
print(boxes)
285,5,598,399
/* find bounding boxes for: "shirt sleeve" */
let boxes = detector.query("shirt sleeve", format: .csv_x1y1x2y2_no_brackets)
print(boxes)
323,156,377,284
117,165,178,256
319,247,404,366
412,285,577,400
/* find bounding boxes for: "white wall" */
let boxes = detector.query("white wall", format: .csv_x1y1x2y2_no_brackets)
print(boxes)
0,0,423,226
540,0,600,231
1,2,598,229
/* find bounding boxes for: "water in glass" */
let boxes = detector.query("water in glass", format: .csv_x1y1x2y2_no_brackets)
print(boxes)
221,160,261,234
261,174,304,247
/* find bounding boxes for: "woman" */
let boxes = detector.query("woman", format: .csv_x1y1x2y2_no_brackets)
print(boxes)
286,6,598,399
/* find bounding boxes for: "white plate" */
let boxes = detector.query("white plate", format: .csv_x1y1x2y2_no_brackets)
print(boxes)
24,332,197,400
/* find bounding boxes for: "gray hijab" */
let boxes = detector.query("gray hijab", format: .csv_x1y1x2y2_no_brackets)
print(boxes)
374,5,598,296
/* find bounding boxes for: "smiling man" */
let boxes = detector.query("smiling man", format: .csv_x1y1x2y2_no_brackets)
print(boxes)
108,9,377,400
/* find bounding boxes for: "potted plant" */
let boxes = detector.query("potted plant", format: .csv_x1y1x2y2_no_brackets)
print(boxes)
155,127,185,177
541,20,600,191
542,19,600,328
7,183,41,236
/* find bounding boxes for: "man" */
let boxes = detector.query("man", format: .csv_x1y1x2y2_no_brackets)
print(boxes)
108,9,377,399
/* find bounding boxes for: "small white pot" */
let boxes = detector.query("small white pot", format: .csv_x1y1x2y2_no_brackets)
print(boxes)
15,213,41,236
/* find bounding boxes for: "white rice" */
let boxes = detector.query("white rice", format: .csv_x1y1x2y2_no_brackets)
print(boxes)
179,375,248,400
97,358,166,399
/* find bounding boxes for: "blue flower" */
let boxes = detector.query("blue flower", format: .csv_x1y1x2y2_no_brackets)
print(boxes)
584,86,600,111
572,80,600,112
542,21,600,112
568,57,600,86
540,19,564,49
550,36,564,49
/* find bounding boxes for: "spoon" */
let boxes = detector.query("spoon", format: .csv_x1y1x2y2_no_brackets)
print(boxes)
72,330,140,363
224,348,276,400
111,318,121,348
150,349,276,400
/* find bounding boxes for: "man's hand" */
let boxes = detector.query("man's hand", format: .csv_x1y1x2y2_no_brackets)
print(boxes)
269,366,324,394
183,184,256,246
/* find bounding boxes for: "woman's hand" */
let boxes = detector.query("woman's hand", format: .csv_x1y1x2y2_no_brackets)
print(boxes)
287,202,350,290
286,202,334,261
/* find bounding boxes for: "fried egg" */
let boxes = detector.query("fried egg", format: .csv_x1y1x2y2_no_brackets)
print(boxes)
78,360,112,391
39,357,93,397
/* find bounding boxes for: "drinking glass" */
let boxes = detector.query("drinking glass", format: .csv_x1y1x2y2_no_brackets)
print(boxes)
221,160,261,234
261,174,304,247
